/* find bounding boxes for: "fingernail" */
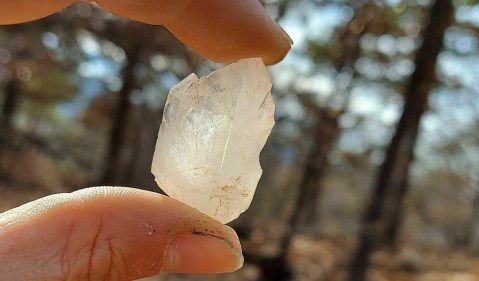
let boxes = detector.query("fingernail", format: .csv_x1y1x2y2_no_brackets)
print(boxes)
277,23,293,45
163,233,244,273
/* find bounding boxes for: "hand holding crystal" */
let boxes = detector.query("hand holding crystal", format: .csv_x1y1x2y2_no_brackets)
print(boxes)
0,1,291,280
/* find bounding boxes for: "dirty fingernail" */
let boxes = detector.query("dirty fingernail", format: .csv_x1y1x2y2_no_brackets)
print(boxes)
163,233,243,273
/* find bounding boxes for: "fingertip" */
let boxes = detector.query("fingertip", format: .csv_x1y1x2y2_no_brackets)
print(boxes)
78,187,244,276
164,0,292,65
263,35,292,65
264,24,293,65
163,233,243,273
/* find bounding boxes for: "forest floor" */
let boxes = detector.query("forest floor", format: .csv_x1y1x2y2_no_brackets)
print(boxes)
1,179,479,281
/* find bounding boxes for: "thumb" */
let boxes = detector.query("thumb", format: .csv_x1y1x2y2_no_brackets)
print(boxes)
0,186,243,280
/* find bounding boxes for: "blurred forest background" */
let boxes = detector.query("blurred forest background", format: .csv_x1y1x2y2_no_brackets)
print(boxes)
1,0,479,280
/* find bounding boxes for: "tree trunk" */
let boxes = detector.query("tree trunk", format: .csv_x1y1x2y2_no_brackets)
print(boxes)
301,2,379,225
286,110,341,245
302,111,342,223
462,190,479,249
120,106,142,186
98,41,140,185
347,1,453,280
1,78,20,129
251,4,370,281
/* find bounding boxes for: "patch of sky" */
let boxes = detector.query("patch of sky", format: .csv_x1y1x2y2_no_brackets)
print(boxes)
396,36,418,54
130,71,178,109
274,0,353,78
58,40,122,118
389,59,414,79
386,0,432,7
271,65,298,90
41,32,60,49
361,34,417,58
293,73,336,99
275,95,305,122
102,41,126,63
378,102,402,125
280,1,353,47
276,119,303,140
270,52,315,89
78,57,120,79
377,34,398,57
355,58,385,81
144,72,179,109
57,78,104,118
150,54,189,75
360,33,377,52
420,112,444,146
429,88,477,129
347,84,391,116
339,112,359,129
77,30,101,56
398,12,421,36
104,75,122,92
361,119,394,147
337,128,369,154
421,88,477,150
383,0,403,6
438,51,479,91
444,27,479,55
456,4,479,27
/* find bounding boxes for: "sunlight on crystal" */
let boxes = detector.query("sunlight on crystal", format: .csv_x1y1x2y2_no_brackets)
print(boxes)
152,59,275,223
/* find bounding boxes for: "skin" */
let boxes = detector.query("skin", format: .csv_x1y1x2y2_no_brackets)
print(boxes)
0,1,291,280
0,0,292,65
0,187,243,280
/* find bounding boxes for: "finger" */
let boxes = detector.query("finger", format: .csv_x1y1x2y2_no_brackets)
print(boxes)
0,0,74,24
0,186,243,280
94,0,292,64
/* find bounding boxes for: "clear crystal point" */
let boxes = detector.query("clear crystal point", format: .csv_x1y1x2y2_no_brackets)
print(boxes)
151,58,275,223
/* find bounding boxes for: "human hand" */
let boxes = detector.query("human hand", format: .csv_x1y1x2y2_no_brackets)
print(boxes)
0,187,243,280
0,0,292,65
0,1,292,280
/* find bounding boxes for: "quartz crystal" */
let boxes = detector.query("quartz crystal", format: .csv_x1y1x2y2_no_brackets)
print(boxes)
151,58,275,223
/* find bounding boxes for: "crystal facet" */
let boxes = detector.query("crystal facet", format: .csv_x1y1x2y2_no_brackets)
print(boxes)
151,58,275,223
